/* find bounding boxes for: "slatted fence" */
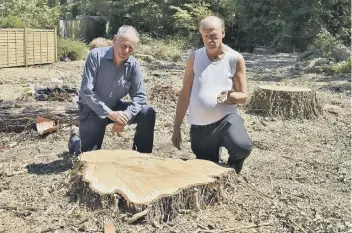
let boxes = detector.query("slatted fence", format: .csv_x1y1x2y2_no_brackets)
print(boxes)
0,28,57,68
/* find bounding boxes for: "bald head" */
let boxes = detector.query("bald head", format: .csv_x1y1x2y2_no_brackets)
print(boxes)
199,16,225,31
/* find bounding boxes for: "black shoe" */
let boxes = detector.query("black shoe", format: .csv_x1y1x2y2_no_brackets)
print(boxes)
228,158,245,174
68,126,80,155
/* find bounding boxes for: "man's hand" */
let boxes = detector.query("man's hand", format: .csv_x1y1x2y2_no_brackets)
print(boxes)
108,111,129,125
217,90,232,104
171,128,182,150
112,122,125,137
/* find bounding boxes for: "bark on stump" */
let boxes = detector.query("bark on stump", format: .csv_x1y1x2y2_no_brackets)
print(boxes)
69,150,236,223
247,85,322,119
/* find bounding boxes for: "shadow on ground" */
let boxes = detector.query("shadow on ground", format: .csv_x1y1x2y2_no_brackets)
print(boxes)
26,152,75,175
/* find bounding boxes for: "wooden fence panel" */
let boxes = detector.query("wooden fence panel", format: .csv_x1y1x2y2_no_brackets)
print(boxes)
0,28,57,68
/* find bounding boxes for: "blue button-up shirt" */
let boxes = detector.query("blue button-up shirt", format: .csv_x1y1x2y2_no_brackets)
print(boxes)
79,46,147,121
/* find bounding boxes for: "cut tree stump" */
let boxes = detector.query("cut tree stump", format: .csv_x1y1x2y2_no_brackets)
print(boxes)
70,150,236,223
0,101,78,133
247,85,322,119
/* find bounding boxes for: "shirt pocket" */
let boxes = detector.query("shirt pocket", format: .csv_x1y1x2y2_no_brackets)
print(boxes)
119,79,131,97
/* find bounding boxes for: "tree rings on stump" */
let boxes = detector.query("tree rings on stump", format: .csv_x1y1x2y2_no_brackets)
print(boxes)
69,150,236,223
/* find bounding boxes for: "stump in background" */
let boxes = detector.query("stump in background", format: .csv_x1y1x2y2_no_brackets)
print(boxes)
70,150,236,223
247,85,322,119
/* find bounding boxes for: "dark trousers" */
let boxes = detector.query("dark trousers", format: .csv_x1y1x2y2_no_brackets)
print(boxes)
190,113,252,165
78,100,156,154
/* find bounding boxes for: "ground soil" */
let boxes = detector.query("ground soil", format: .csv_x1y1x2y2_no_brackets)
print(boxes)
0,52,351,233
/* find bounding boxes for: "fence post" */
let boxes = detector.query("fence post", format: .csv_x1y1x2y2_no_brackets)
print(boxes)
54,26,57,62
24,28,27,67
7,30,9,66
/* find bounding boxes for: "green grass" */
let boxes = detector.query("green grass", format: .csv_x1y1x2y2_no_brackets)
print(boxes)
57,38,88,61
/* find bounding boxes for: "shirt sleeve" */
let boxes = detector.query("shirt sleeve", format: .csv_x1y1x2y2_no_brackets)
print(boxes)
79,51,112,118
123,61,147,121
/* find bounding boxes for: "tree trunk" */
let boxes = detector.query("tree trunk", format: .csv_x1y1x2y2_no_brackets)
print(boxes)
247,85,322,119
0,101,78,133
69,150,236,223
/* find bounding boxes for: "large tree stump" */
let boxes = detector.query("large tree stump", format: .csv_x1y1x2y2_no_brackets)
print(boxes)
0,101,78,133
70,150,236,223
247,85,322,119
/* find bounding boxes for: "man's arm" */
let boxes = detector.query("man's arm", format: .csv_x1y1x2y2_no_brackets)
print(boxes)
80,51,113,118
225,54,248,105
123,61,147,121
173,53,195,131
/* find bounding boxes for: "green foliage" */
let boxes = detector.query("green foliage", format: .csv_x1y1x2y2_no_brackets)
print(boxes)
0,0,60,29
313,30,342,58
330,59,351,74
228,0,351,52
170,2,213,45
171,3,212,31
313,29,351,62
1,0,350,54
57,38,88,61
0,15,25,28
136,37,186,62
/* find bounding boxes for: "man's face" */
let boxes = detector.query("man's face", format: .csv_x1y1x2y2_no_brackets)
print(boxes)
200,27,224,51
113,33,138,61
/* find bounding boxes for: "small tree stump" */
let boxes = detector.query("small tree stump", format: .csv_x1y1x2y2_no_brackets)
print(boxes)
247,85,322,119
69,150,236,223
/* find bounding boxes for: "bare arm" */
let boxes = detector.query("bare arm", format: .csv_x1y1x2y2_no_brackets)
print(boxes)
226,54,248,105
173,53,195,131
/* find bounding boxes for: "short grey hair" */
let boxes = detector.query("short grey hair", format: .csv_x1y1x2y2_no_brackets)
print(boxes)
116,25,140,41
199,16,225,30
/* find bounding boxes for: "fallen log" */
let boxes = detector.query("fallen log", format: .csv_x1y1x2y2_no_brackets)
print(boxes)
69,150,236,223
247,85,322,119
0,101,78,133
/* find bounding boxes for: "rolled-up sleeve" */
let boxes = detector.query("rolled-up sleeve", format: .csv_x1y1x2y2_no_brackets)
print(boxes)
124,61,147,121
80,52,112,118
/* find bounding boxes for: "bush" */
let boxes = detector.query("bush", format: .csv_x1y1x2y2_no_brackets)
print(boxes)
57,38,88,61
89,37,113,50
330,59,351,74
313,30,351,62
0,15,25,28
135,37,186,62
170,3,212,47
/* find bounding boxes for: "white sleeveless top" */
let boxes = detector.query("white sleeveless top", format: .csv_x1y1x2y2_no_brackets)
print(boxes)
188,46,239,125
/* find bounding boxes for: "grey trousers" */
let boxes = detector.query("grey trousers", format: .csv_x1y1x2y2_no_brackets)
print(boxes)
190,113,252,165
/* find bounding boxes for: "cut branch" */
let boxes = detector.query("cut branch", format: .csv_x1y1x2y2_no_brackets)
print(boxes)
0,101,78,133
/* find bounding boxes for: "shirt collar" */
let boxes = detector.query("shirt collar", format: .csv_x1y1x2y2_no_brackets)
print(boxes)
104,46,132,65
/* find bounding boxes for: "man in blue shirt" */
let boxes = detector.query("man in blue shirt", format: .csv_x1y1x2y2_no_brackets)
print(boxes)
69,25,155,154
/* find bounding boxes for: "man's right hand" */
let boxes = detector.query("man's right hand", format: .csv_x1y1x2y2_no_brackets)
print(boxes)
108,111,129,125
171,128,182,150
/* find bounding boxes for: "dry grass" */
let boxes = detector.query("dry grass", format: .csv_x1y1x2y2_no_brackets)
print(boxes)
0,52,350,233
135,39,185,62
89,37,113,50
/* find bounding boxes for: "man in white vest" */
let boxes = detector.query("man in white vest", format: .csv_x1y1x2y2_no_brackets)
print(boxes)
171,16,252,174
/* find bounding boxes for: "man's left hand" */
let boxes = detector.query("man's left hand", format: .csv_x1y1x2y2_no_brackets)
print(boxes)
217,90,232,104
108,111,129,124
112,122,125,137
